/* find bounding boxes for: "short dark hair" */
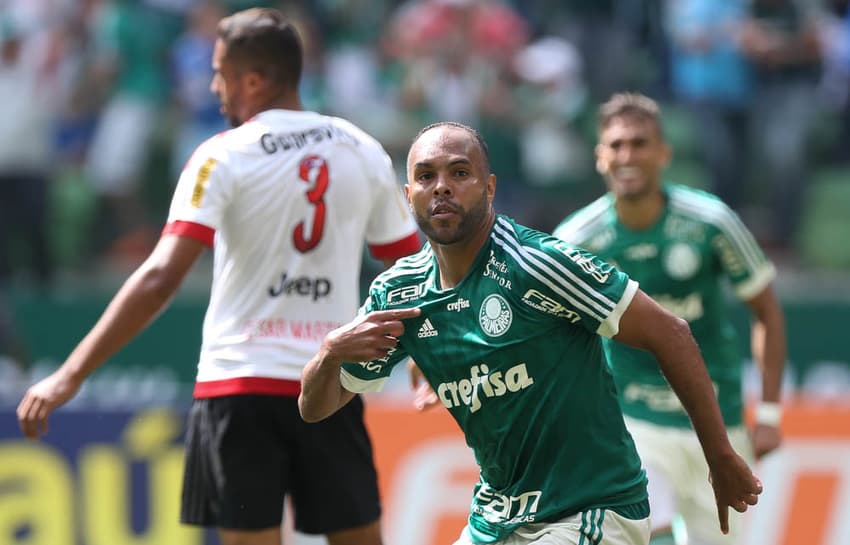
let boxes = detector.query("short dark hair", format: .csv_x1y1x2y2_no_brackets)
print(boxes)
598,92,664,138
413,122,491,174
217,8,302,90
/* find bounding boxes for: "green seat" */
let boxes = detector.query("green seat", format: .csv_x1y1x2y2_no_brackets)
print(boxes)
797,167,850,268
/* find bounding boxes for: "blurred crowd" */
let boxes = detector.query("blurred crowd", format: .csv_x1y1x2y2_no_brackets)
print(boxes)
1,0,850,292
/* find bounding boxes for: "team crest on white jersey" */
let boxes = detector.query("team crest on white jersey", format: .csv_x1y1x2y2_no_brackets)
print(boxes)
479,294,512,337
663,242,701,280
417,318,439,338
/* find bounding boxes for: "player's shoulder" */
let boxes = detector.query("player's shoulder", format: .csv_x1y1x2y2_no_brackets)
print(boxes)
665,182,738,227
491,215,582,267
370,245,434,305
552,193,615,243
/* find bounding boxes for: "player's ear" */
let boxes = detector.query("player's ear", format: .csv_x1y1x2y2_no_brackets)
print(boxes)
486,173,496,204
594,144,607,175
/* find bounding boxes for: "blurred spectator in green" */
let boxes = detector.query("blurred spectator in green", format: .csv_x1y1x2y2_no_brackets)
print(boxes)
740,0,823,254
83,0,184,264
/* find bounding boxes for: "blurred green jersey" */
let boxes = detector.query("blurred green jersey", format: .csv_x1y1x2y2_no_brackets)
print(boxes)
554,184,775,428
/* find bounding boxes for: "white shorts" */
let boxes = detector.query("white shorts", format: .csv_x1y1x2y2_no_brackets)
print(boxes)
624,417,753,545
453,508,650,545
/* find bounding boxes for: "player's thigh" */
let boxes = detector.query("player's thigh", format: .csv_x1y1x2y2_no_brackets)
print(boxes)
681,426,752,545
289,394,381,535
623,418,690,529
181,396,294,530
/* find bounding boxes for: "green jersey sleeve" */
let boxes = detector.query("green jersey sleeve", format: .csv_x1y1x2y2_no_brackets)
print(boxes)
708,199,777,300
498,218,638,339
339,295,410,393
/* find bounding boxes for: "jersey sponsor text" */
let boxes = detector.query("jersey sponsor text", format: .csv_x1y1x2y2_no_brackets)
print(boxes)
417,318,439,338
268,272,332,300
483,252,513,289
521,289,581,322
386,282,428,306
437,363,533,413
474,485,542,525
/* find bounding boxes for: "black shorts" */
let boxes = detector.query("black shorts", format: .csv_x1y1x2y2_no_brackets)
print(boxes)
180,394,381,534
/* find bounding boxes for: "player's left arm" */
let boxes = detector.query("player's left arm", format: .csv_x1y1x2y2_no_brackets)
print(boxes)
711,199,787,459
615,289,762,534
17,235,206,439
745,283,787,459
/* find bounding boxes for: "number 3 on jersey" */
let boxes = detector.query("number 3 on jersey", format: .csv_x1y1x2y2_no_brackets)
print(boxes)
294,155,329,252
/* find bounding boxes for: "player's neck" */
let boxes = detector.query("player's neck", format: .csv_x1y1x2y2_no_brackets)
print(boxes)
614,188,665,231
256,92,302,115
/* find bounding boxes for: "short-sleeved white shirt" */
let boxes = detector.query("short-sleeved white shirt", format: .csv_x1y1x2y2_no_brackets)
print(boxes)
163,109,420,397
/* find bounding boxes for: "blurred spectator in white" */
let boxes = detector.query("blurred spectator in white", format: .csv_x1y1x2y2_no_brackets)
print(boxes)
517,0,649,100
740,0,823,255
513,36,591,189
664,0,753,212
84,0,184,264
0,0,66,288
169,0,228,178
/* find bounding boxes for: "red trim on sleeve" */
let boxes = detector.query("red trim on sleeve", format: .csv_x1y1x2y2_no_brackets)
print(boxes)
193,377,301,398
162,221,215,248
369,231,422,260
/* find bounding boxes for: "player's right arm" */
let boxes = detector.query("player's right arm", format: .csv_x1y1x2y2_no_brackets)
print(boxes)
16,235,206,439
299,307,421,422
614,289,762,534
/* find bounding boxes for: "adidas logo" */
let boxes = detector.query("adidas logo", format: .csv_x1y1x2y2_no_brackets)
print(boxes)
417,318,439,338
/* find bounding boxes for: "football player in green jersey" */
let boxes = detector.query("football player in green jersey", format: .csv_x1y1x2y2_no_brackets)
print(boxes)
300,122,763,545
553,93,787,545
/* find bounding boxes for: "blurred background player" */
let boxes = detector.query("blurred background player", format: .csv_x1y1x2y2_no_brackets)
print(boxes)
17,8,420,545
554,93,786,545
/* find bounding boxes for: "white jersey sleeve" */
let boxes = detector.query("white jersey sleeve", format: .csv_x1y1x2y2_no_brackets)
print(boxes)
165,134,235,244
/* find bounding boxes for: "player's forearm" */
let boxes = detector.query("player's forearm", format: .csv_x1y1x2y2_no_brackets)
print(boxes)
751,309,786,404
299,349,354,422
62,265,181,381
652,317,736,462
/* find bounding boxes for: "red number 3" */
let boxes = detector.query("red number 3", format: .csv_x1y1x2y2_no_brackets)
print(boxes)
294,155,329,252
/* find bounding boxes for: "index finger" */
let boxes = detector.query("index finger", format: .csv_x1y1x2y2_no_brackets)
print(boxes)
717,502,729,534
371,308,422,321
16,396,43,440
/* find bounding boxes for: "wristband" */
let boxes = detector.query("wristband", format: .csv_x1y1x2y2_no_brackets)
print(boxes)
755,402,783,427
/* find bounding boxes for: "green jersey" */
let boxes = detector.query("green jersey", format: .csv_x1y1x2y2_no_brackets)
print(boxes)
553,184,776,428
341,215,648,543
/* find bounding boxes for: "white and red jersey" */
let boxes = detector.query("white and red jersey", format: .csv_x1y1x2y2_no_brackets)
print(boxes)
163,109,420,398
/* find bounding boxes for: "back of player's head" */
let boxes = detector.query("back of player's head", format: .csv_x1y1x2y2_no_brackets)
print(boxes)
217,8,302,91
598,92,664,139
412,121,491,175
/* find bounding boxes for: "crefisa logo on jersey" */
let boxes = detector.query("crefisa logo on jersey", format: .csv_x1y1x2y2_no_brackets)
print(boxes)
479,294,512,337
